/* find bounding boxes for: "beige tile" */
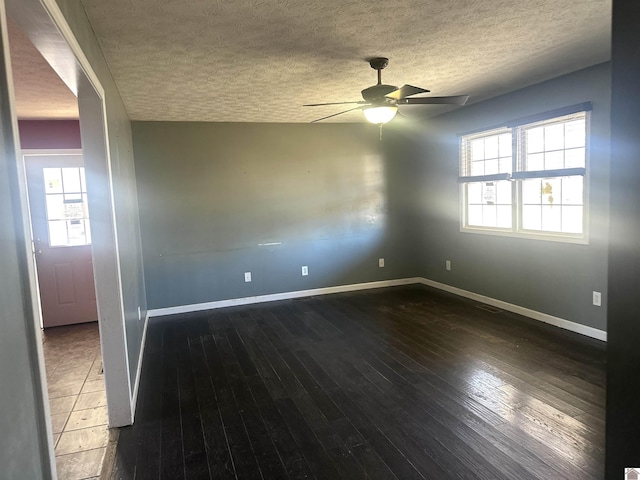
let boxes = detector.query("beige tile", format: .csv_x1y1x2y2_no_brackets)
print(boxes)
56,427,109,455
65,407,108,431
55,447,105,480
51,412,69,434
81,379,105,394
74,391,107,411
50,395,76,415
88,358,103,378
48,381,83,399
53,433,61,448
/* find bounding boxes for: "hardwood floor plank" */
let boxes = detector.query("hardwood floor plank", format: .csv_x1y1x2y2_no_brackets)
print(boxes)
113,285,605,479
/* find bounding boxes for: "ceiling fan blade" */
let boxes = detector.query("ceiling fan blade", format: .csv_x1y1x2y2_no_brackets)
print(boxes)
310,106,364,123
400,95,470,105
385,84,430,100
304,101,364,107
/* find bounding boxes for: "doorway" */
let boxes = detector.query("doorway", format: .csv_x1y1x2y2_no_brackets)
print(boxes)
1,0,137,476
25,152,98,328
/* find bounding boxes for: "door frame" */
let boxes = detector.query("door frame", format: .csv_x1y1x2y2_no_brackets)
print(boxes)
6,0,133,441
21,148,84,330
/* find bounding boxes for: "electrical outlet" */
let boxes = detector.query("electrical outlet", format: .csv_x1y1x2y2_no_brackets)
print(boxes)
244,272,252,283
593,291,601,307
301,265,308,276
446,260,451,271
379,258,385,268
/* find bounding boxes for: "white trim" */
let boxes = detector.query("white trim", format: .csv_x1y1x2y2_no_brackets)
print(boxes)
149,277,606,342
130,312,149,422
38,0,132,426
418,278,607,342
22,149,83,156
41,0,105,98
149,278,422,317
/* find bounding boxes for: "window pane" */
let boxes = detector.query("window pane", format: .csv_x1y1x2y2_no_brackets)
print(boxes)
467,183,482,204
499,156,512,174
62,167,82,193
470,160,484,176
496,181,512,204
43,168,63,194
541,205,562,232
485,136,499,158
544,151,564,170
467,205,483,226
522,178,541,205
497,205,512,228
544,124,564,150
464,180,511,229
499,134,512,158
471,138,484,161
483,205,497,226
522,205,542,230
565,119,585,148
484,159,499,175
527,153,544,171
542,178,560,206
45,194,65,220
527,128,544,153
67,220,86,246
483,182,497,204
562,206,583,233
463,129,512,177
561,176,583,204
564,147,585,168
48,220,67,246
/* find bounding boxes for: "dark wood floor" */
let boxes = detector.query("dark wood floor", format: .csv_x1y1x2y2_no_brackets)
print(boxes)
113,285,606,479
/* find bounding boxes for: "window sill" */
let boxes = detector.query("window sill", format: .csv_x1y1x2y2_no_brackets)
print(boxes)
460,226,589,245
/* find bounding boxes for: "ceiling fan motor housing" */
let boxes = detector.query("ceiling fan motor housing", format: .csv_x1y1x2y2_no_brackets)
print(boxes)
361,84,398,103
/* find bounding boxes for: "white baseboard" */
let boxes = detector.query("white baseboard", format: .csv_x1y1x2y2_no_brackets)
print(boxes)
148,278,422,318
130,311,149,422
147,276,606,342
418,278,607,342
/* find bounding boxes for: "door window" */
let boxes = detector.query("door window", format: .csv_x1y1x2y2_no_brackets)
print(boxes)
43,167,91,246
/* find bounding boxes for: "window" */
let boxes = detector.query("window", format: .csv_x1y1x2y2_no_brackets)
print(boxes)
459,105,590,241
43,166,91,246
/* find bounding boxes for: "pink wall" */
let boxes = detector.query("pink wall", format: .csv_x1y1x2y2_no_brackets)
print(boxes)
18,120,81,150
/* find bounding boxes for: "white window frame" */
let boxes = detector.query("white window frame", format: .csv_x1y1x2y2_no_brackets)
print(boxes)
459,104,591,244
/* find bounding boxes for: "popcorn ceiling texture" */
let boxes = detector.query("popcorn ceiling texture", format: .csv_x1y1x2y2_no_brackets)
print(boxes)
11,0,611,122
8,19,79,119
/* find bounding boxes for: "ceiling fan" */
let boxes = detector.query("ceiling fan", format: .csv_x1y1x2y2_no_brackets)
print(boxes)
304,57,469,124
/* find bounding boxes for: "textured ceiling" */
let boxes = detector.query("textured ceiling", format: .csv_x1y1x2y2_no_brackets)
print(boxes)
9,0,611,123
7,18,79,120
79,0,611,123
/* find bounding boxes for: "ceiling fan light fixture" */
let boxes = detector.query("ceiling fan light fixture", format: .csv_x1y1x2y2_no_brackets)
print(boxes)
363,105,398,124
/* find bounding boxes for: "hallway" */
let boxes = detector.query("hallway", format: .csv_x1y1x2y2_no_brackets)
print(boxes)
43,322,108,479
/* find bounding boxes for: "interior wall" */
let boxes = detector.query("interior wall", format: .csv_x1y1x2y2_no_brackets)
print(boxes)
394,62,610,332
133,122,415,310
49,0,147,391
606,0,640,473
0,9,51,478
18,119,81,149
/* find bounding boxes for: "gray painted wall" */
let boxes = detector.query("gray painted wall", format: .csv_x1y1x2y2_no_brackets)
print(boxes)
133,122,415,309
0,13,50,478
393,63,610,331
54,0,147,389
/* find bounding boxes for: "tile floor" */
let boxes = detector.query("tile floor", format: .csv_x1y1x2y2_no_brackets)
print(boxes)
43,322,108,480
